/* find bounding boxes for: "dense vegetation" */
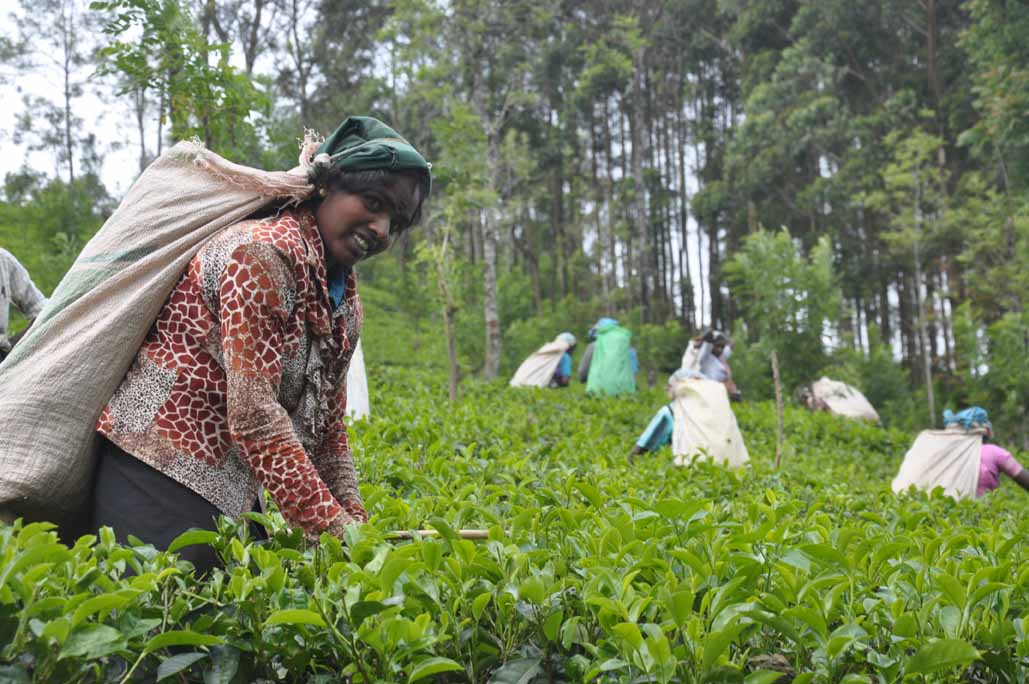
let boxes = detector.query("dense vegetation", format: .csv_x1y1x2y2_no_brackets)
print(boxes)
0,0,1026,442
2,371,1028,683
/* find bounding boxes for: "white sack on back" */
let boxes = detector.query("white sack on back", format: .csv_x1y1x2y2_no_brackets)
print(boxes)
509,339,570,388
681,344,701,373
669,377,750,468
346,339,370,420
811,376,879,422
891,428,983,501
0,140,315,528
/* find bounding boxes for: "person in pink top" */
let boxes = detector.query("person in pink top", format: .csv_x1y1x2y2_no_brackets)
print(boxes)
977,440,1029,497
945,407,1029,497
942,405,1024,495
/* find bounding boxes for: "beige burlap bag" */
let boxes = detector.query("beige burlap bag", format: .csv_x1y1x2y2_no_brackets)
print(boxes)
0,140,317,528
811,376,880,422
669,377,750,469
891,427,983,501
509,339,571,388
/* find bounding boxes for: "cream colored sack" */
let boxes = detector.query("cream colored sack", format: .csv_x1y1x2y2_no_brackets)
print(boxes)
811,377,879,422
346,340,370,420
509,339,570,388
0,140,316,529
891,428,983,500
669,377,750,468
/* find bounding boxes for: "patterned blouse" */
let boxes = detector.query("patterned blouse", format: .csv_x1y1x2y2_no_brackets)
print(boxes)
97,208,367,538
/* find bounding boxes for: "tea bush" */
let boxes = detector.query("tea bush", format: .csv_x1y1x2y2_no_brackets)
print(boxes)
2,369,1028,683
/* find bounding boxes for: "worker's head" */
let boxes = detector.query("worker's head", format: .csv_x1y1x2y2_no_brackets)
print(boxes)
557,332,577,352
711,331,729,357
308,116,431,274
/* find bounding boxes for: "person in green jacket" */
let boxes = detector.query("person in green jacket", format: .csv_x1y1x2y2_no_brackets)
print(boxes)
577,317,638,396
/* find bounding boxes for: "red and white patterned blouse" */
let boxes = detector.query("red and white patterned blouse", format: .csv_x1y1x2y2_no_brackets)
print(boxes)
97,207,367,538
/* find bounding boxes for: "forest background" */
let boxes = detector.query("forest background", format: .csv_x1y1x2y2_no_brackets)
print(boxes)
0,0,1025,444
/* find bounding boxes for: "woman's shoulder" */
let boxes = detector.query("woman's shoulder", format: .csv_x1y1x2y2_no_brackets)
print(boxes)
205,209,311,267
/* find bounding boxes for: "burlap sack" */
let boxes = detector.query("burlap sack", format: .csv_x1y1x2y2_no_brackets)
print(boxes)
509,339,571,388
891,428,983,500
811,377,880,422
0,140,316,528
669,377,750,468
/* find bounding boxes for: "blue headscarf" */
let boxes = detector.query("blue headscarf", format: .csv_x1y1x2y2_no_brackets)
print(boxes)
942,407,992,433
588,317,619,341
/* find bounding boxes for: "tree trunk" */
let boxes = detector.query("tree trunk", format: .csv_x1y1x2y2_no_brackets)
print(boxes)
630,48,653,322
61,1,75,184
913,242,936,427
481,120,503,379
434,229,461,403
135,85,148,174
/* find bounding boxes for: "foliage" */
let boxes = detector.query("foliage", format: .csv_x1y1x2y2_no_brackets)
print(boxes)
0,173,111,332
3,371,1029,682
725,228,840,391
90,0,269,160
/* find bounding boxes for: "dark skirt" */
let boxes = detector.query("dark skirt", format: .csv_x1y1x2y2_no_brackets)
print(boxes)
92,438,222,575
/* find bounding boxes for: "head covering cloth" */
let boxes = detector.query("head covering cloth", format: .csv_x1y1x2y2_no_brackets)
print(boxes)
313,116,432,198
942,407,992,434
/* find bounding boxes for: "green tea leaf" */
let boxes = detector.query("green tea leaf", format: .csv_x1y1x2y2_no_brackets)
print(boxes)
407,656,463,683
488,657,542,684
744,672,785,684
168,529,219,553
263,609,327,629
60,624,127,659
906,639,980,674
157,652,208,681
145,630,224,654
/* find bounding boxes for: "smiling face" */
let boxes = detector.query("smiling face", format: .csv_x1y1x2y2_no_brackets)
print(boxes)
314,171,423,276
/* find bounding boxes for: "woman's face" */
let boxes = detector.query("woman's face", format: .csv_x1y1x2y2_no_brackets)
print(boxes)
315,174,420,274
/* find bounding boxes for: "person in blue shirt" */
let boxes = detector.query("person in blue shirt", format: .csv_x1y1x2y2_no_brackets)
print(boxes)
629,369,689,461
552,332,576,387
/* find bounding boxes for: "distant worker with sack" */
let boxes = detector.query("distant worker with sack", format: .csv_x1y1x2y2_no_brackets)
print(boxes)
0,116,430,573
510,332,576,388
682,329,741,401
892,407,1029,500
0,248,47,363
578,318,637,396
630,369,749,469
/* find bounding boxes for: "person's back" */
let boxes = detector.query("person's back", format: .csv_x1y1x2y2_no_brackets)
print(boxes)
586,320,636,396
0,248,46,357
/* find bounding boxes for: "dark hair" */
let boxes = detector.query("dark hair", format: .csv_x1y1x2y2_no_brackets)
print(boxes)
311,167,427,236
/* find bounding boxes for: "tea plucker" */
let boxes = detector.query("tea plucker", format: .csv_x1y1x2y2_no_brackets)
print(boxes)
92,117,430,572
0,248,47,362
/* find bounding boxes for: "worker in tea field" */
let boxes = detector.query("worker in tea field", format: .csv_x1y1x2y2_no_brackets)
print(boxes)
509,332,577,388
681,329,741,401
799,377,879,422
90,117,430,572
578,317,638,396
629,370,684,460
0,248,47,363
892,407,1029,500
629,368,750,468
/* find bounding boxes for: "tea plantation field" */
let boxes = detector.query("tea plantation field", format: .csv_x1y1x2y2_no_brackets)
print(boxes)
2,369,1028,683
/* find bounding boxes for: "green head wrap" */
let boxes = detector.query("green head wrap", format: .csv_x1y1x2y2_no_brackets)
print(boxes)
314,116,432,198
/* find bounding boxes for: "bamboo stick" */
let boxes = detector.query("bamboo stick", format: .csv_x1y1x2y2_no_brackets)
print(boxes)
387,529,490,541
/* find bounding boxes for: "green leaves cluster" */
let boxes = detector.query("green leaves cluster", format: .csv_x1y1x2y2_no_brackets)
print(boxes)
2,370,1028,682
